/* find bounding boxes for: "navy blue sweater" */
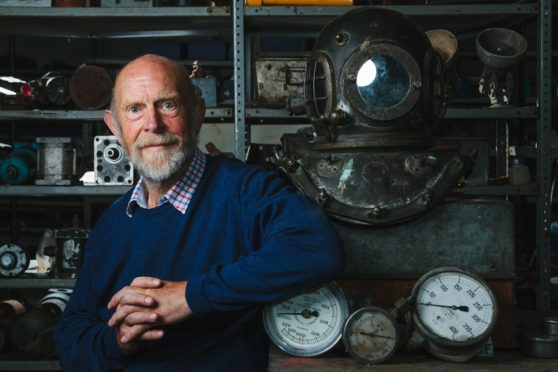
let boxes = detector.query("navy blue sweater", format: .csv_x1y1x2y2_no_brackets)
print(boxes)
54,155,344,371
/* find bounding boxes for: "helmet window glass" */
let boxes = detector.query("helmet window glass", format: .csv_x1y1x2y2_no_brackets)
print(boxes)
356,55,410,109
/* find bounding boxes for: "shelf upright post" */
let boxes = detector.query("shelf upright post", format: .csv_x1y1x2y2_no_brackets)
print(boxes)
536,0,553,311
233,0,247,159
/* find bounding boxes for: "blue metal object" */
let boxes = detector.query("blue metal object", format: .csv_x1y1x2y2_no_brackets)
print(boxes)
0,144,36,185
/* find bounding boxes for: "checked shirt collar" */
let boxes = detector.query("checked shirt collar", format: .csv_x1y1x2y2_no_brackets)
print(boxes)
126,149,206,217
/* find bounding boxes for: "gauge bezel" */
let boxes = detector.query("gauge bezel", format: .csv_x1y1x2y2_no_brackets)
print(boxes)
410,267,498,349
342,306,400,365
262,281,349,357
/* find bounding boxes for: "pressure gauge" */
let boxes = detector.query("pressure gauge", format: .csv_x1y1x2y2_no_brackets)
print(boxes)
342,306,400,364
263,282,349,357
408,267,497,362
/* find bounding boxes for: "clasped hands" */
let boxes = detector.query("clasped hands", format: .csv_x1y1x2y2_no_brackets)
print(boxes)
107,276,192,353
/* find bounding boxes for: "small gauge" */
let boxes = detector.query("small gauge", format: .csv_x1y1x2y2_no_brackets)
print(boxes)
409,267,498,362
263,282,349,357
343,306,399,364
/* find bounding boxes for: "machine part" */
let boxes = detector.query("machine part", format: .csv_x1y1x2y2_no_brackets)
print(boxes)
0,145,36,185
0,300,27,352
255,58,306,107
49,229,89,278
426,29,460,100
0,244,30,277
407,267,498,362
35,137,76,186
276,133,474,226
94,136,134,185
11,290,71,357
69,65,113,109
519,317,558,358
40,289,72,313
263,282,349,357
101,0,153,6
35,229,55,275
544,317,558,335
27,72,71,107
192,77,218,108
342,306,399,365
476,28,527,107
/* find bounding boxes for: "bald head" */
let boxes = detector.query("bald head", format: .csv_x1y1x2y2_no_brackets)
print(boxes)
110,54,198,128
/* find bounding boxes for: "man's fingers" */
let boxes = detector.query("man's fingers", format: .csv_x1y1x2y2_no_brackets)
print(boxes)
118,323,150,344
130,277,162,288
124,311,159,327
107,287,155,310
138,329,164,341
108,303,155,327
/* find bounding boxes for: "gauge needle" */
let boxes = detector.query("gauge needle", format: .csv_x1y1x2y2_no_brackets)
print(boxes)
417,302,469,312
277,309,319,318
359,332,394,340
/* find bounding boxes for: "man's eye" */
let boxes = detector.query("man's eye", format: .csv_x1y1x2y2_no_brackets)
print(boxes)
129,106,139,114
162,101,177,110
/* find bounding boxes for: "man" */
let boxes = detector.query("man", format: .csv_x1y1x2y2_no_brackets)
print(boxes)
54,54,344,371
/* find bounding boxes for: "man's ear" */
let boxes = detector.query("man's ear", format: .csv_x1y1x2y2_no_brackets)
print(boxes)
193,97,206,135
104,109,121,141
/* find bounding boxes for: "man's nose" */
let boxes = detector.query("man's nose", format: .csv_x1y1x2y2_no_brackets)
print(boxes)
143,106,163,132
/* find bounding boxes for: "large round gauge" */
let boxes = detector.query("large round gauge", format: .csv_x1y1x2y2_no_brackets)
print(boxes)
410,267,498,362
343,306,399,364
263,282,349,357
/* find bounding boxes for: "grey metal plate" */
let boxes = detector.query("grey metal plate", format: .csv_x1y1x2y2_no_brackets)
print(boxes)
335,199,515,279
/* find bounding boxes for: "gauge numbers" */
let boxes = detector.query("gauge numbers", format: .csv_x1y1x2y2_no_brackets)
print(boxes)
413,268,497,344
343,306,399,364
263,282,349,357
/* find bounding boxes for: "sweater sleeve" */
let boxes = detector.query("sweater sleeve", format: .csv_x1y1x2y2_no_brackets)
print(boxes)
186,165,345,314
54,237,131,371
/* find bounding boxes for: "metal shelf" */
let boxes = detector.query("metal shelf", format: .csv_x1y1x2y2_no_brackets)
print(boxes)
0,278,75,289
0,185,130,196
245,4,538,17
0,6,233,38
245,105,538,120
0,360,60,371
244,4,538,34
0,108,233,121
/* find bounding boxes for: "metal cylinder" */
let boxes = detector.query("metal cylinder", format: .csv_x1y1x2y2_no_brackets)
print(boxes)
10,291,70,357
69,65,113,109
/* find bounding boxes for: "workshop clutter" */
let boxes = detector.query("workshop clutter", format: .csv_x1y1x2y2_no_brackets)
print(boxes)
0,228,90,279
0,65,113,110
0,289,71,357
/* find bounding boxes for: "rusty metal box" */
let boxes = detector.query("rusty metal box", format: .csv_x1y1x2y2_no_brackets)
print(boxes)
255,58,306,106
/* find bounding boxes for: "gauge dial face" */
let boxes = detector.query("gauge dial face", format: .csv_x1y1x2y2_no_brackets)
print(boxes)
263,282,349,357
413,268,497,344
343,306,399,364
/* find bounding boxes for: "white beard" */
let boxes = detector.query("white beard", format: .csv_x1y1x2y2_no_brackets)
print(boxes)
127,131,198,183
